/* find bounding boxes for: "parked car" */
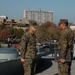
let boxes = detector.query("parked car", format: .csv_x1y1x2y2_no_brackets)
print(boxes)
39,40,58,57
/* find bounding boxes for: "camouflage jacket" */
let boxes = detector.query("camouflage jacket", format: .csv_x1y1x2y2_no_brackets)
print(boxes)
59,27,74,59
20,32,36,59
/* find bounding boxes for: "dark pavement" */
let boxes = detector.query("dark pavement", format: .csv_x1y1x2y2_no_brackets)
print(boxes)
36,56,75,75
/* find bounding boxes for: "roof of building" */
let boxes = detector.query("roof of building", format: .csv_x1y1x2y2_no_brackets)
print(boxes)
19,18,29,25
69,23,75,26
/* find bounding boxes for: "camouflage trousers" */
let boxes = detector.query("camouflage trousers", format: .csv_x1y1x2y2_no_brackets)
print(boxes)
23,59,36,75
58,61,72,75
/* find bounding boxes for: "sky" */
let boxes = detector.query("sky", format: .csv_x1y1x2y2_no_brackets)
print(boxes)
0,0,75,24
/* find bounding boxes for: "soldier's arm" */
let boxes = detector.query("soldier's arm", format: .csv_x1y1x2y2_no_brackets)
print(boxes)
19,34,28,59
61,31,67,59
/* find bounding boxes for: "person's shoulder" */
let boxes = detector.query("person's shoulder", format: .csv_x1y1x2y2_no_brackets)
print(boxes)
64,27,74,36
67,27,73,34
21,32,30,41
21,32,28,39
63,27,71,33
61,28,69,36
23,32,31,39
23,32,29,36
68,28,74,36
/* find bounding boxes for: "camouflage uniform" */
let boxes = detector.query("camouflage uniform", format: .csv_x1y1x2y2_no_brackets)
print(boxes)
20,32,36,75
58,26,74,75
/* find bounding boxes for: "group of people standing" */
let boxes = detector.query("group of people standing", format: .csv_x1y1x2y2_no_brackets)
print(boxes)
19,19,74,75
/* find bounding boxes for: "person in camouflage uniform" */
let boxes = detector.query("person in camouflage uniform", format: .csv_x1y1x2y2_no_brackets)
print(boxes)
20,24,37,75
58,19,74,75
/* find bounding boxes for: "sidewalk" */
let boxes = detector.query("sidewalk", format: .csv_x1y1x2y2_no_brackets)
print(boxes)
36,57,75,75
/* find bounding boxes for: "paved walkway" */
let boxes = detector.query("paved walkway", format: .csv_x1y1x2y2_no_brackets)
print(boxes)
36,56,75,75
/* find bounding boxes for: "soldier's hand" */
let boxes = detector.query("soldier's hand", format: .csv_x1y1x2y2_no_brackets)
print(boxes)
59,58,65,63
21,58,25,63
